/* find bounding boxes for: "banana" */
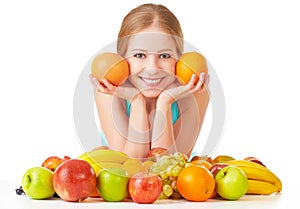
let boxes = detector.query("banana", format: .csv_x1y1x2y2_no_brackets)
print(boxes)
247,180,279,195
78,149,129,164
89,161,122,176
121,158,148,177
78,149,128,176
226,160,267,170
227,160,282,192
212,155,235,164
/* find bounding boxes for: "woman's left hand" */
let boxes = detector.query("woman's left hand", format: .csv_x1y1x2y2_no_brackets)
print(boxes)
158,72,210,105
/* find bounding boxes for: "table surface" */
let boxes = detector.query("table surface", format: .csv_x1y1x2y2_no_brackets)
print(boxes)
2,179,294,208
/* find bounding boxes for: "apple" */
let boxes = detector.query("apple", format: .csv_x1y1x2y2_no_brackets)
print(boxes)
244,156,266,167
53,159,97,202
97,167,129,202
209,163,229,176
128,172,162,204
208,163,229,199
42,156,71,172
22,167,55,199
215,166,248,200
147,147,168,162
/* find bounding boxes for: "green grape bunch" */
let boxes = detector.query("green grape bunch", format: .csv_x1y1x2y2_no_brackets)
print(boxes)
150,152,187,199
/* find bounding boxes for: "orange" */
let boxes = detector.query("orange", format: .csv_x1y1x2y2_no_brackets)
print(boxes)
191,155,213,164
191,160,212,170
177,165,215,202
176,52,208,84
91,52,129,86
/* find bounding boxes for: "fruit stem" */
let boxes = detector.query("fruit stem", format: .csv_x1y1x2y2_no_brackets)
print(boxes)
26,175,31,183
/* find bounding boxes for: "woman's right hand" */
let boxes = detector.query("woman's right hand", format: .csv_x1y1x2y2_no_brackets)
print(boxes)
89,75,142,102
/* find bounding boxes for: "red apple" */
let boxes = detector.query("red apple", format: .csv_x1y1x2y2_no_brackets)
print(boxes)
147,148,168,162
244,156,266,167
52,159,97,202
42,156,71,172
128,172,162,204
209,163,229,177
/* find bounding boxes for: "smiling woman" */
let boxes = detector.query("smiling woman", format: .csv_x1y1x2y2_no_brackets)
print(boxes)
89,3,210,159
125,33,178,98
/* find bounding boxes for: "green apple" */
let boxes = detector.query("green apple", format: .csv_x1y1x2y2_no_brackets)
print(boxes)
22,167,55,199
97,167,129,202
215,165,248,200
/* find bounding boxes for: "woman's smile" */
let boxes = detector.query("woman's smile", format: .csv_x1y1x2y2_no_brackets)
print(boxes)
132,69,176,91
139,76,164,87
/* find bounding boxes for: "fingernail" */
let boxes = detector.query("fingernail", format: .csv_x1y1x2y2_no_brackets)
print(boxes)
200,73,205,80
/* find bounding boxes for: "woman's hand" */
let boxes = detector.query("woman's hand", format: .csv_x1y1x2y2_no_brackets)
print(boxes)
89,75,141,102
158,72,210,105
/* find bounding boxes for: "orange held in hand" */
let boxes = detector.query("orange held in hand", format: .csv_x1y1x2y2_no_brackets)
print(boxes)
175,52,208,84
91,52,130,86
177,165,215,202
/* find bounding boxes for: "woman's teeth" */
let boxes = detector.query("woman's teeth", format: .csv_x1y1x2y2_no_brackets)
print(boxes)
142,78,162,84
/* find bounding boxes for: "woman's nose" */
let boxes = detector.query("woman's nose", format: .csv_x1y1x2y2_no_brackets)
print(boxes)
144,54,161,70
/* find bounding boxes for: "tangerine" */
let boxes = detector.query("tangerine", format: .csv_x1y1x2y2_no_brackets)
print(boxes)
91,52,129,86
191,160,212,170
176,52,208,84
177,165,215,202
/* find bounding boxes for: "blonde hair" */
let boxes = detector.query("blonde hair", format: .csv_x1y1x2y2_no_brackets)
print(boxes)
117,3,184,57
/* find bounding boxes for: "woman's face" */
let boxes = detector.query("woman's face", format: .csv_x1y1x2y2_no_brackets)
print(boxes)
124,28,178,98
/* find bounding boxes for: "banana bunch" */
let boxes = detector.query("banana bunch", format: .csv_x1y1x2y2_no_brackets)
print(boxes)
226,160,282,195
78,149,129,175
78,149,154,177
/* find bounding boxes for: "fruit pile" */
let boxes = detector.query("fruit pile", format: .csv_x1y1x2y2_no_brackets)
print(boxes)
18,149,282,204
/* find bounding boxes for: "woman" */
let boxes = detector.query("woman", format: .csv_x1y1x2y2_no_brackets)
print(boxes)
90,3,210,159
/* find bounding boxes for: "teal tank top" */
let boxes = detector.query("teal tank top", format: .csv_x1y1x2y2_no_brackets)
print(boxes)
125,100,180,124
100,100,196,160
100,101,180,146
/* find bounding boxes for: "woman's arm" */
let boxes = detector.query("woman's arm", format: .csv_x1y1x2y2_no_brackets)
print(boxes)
151,99,175,152
151,73,210,157
95,93,128,151
174,89,210,156
93,77,151,158
123,94,150,158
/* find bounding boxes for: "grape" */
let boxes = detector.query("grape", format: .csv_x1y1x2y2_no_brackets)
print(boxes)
163,178,171,185
160,172,169,180
15,186,25,195
166,165,175,176
159,192,168,200
163,184,173,197
150,152,187,199
171,180,177,190
171,165,182,176
171,190,182,200
169,176,176,181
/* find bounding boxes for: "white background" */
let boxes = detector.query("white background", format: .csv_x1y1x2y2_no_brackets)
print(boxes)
0,0,299,187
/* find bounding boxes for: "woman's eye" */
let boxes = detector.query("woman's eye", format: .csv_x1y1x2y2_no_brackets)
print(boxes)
159,53,171,59
134,53,146,59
